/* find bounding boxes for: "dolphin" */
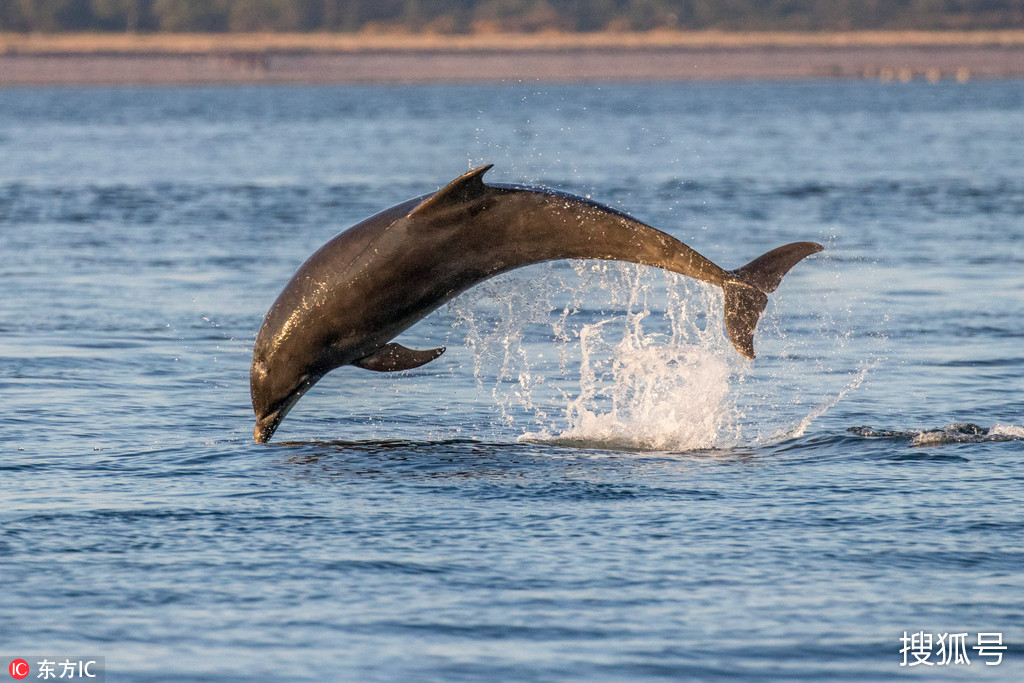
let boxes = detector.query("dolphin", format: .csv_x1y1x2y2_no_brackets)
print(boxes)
251,165,822,443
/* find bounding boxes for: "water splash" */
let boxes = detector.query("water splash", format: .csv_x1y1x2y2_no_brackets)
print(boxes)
539,332,736,452
444,240,871,453
765,360,876,443
449,262,743,452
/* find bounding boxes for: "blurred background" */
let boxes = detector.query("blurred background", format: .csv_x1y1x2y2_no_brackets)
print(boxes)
3,0,1024,33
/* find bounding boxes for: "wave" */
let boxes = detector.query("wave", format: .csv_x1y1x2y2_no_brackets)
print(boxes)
849,423,1024,447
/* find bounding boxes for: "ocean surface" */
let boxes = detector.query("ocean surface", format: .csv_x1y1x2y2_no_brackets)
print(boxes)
1,81,1022,680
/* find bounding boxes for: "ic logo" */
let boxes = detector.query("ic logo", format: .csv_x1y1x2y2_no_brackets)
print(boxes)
8,659,30,680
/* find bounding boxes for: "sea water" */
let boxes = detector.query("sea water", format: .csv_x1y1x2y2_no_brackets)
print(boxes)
1,81,1022,680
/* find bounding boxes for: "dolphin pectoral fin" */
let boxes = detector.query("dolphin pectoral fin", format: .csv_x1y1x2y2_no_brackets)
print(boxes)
408,165,493,218
352,343,446,372
723,241,823,360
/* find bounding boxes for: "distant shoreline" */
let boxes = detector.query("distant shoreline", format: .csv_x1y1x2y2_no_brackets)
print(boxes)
2,31,1023,85
5,30,1024,54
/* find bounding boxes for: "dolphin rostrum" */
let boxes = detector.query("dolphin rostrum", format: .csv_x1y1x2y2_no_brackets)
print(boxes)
251,165,822,443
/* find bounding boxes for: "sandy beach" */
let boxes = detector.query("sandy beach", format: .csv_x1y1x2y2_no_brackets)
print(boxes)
2,30,1023,85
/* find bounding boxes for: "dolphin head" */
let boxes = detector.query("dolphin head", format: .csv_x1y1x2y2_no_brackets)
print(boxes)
250,350,319,444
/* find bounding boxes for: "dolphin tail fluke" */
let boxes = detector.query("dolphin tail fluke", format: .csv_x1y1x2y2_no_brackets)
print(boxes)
722,241,823,360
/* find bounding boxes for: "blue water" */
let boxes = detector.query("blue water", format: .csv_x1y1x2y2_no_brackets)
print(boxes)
2,81,1023,680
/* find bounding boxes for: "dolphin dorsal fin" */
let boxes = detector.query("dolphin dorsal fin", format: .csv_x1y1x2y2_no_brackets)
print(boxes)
409,165,493,218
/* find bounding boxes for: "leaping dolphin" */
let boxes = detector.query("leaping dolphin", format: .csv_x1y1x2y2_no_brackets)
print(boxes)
251,165,822,443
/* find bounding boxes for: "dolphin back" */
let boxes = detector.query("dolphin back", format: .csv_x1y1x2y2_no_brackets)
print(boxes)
418,167,822,360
